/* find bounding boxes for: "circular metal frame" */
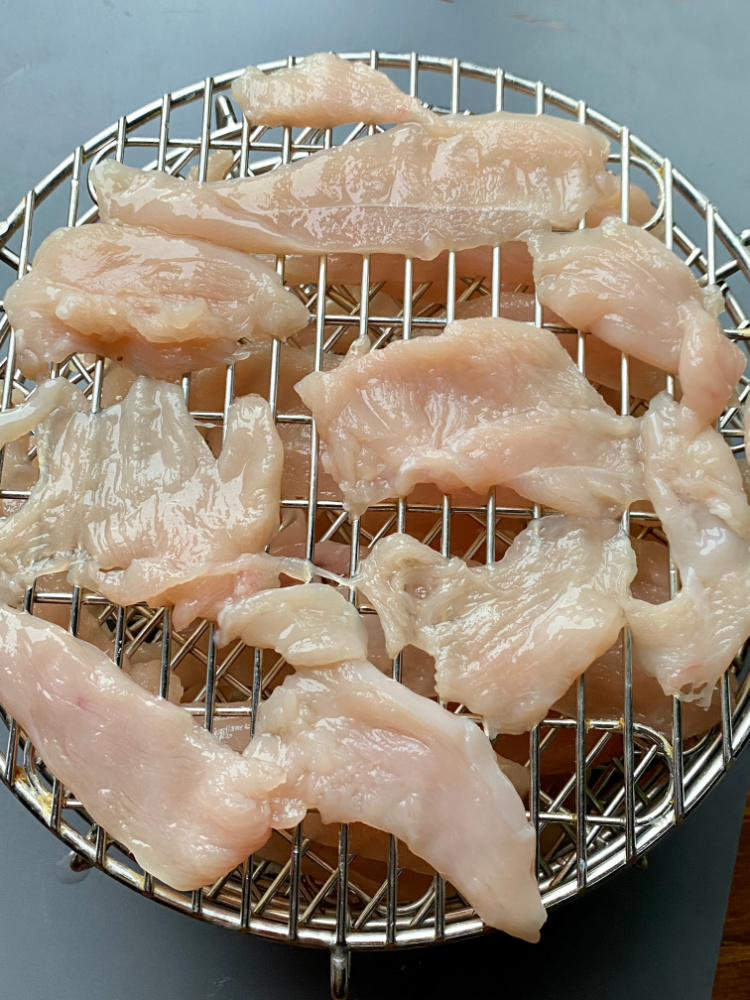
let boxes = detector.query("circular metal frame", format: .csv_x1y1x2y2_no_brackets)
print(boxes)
1,52,750,956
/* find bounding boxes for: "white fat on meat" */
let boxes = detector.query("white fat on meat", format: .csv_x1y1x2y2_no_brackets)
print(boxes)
251,660,545,940
0,377,305,627
232,52,436,128
91,111,615,259
526,218,745,426
0,602,286,890
625,393,750,705
3,224,309,380
354,518,635,735
296,317,644,518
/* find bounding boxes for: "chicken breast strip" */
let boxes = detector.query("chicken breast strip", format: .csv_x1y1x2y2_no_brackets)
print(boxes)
3,224,309,380
354,517,635,734
526,218,745,426
91,110,616,259
296,317,644,518
625,393,750,704
0,594,545,939
0,601,286,889
252,659,545,940
553,535,720,737
232,52,435,128
217,582,368,666
0,377,303,627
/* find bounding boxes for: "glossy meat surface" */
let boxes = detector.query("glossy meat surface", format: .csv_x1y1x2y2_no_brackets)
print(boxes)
217,583,368,667
3,224,309,380
354,518,635,734
526,218,745,425
626,393,750,704
296,317,643,518
0,377,293,627
232,52,435,128
92,111,615,259
0,602,285,889
554,536,718,736
251,660,545,938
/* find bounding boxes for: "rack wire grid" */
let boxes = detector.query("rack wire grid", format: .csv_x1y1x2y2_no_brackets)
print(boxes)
2,51,750,996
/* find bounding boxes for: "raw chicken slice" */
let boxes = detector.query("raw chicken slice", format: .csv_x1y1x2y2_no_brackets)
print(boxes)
232,52,435,128
450,294,667,400
274,181,657,294
526,218,745,426
625,393,750,704
296,317,644,518
186,149,236,181
3,224,309,380
0,376,304,627
91,111,616,259
553,536,719,737
0,601,286,890
217,583,368,667
354,517,635,734
251,660,545,939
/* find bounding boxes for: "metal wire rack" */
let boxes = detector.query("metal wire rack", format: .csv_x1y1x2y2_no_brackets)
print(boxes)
2,52,750,999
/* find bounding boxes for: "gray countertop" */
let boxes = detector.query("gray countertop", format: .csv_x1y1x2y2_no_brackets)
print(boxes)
1,1,749,997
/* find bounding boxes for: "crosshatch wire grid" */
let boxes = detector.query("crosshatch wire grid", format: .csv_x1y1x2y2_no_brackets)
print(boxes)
1,52,750,966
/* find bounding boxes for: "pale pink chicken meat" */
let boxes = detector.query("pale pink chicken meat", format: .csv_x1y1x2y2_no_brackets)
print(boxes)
91,111,616,259
0,596,544,936
0,602,287,889
232,52,436,128
625,393,750,704
217,583,369,667
354,517,635,734
273,179,657,294
3,224,309,380
296,317,644,518
0,377,306,627
251,660,545,939
526,218,745,426
553,536,719,737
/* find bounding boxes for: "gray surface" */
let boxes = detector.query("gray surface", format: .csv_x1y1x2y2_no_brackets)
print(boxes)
0,752,748,1000
1,1,750,997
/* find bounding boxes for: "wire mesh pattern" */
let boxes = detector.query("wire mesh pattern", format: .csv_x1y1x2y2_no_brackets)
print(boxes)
1,53,750,955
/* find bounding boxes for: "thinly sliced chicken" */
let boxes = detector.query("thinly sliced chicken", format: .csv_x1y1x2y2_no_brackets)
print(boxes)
625,393,750,704
554,536,719,737
0,377,304,627
450,294,667,400
296,317,643,518
1,597,544,936
0,602,286,889
232,52,435,128
526,218,745,426
124,658,185,704
274,181,657,293
3,224,309,380
251,660,545,939
354,517,635,734
92,111,615,259
217,583,368,667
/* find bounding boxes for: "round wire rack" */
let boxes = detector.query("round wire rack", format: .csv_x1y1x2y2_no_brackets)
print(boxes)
2,51,750,997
